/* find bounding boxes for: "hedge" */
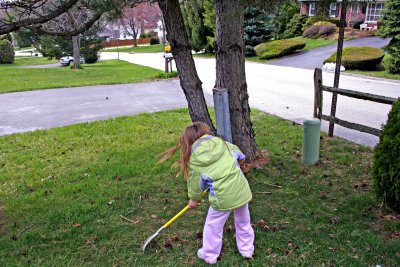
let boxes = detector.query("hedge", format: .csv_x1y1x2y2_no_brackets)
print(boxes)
255,39,306,60
324,46,384,70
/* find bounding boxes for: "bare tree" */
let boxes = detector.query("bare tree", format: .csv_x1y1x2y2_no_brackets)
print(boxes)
121,2,160,47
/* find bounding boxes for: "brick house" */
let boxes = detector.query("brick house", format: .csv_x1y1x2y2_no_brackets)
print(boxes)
298,0,386,30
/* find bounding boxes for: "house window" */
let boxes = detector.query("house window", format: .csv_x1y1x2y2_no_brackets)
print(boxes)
366,3,384,22
309,3,316,16
329,3,337,17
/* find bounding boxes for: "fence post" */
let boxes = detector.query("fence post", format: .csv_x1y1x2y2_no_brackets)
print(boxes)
314,68,323,119
213,88,232,143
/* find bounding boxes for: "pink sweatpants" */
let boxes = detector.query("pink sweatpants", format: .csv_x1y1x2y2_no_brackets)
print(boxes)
202,203,254,264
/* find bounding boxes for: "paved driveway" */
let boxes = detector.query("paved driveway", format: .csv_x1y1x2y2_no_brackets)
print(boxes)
268,37,391,69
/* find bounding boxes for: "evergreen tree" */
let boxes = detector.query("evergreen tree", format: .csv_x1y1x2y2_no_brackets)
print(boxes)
181,0,213,52
244,6,274,47
378,0,400,73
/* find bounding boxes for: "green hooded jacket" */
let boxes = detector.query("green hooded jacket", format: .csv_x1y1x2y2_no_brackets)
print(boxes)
187,135,252,211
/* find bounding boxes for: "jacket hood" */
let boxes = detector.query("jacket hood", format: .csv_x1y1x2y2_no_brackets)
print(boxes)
190,135,225,167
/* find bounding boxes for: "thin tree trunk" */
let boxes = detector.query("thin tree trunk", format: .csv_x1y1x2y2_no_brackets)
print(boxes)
72,34,80,69
157,0,214,128
215,0,260,160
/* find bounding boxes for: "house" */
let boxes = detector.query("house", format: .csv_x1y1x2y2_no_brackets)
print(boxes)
298,0,386,30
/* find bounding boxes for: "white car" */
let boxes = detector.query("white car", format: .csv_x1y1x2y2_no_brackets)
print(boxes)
59,55,85,66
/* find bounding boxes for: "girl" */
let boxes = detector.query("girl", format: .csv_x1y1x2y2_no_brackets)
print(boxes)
160,122,254,264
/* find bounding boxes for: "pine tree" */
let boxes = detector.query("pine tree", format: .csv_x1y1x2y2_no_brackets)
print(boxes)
378,0,400,73
244,6,274,47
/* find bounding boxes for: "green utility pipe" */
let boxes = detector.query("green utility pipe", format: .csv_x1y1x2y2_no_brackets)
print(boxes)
302,118,321,165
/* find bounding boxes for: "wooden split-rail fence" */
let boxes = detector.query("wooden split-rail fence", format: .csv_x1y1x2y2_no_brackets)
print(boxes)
313,68,398,137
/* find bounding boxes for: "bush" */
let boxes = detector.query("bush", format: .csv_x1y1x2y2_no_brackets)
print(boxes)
255,38,306,60
328,18,341,27
82,49,99,64
372,100,400,212
303,16,323,31
150,37,160,45
0,39,14,64
245,45,256,57
155,71,179,79
324,46,384,70
314,21,333,26
282,14,308,39
385,39,400,74
303,24,336,38
318,24,336,36
303,25,321,38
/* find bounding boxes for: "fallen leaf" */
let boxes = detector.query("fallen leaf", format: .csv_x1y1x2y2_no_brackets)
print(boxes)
163,238,173,248
163,198,170,204
151,214,157,219
171,234,180,241
256,219,266,227
265,248,272,254
72,222,81,228
384,214,397,221
288,242,293,247
114,175,122,181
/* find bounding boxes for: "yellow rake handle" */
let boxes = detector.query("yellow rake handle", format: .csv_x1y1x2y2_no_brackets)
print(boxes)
162,191,208,229
163,205,190,229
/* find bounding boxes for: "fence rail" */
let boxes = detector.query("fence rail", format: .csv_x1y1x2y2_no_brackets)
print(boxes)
313,68,398,137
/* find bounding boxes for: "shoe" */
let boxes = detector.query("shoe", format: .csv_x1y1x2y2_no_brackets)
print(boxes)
197,248,217,264
241,253,253,259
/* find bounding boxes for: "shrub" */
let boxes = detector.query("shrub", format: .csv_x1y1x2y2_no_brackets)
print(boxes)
303,25,321,38
385,39,400,74
328,18,341,27
303,24,336,38
245,45,256,57
0,39,14,64
314,21,333,26
282,14,308,39
318,24,336,36
255,38,306,60
372,100,400,212
155,71,179,79
150,37,160,45
324,46,384,70
303,16,323,31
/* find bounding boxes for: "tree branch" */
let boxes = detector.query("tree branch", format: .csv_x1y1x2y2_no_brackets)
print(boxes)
0,0,80,35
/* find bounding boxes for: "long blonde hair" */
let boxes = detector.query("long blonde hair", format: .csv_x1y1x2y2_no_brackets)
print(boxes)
160,121,212,179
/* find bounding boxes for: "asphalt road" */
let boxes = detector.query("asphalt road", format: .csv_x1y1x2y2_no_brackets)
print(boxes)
268,36,391,69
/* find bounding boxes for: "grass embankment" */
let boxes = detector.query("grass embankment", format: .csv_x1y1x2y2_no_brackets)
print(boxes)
0,110,399,266
104,44,164,53
0,59,177,94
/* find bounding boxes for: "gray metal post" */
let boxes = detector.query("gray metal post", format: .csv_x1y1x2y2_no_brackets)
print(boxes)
213,88,232,142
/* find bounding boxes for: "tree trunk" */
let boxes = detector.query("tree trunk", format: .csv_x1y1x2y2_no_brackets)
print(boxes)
215,0,260,160
157,0,214,129
72,34,80,69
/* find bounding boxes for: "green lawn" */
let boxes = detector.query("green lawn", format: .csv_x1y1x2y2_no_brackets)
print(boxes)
346,55,400,80
11,57,58,66
104,44,164,53
0,109,399,266
0,59,177,94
